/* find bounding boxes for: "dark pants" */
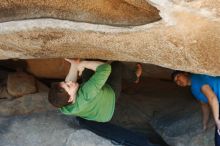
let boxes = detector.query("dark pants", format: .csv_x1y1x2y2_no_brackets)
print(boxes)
76,117,158,146
82,61,137,99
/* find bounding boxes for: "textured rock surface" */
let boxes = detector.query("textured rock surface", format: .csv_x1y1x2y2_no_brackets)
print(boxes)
135,78,215,146
26,59,70,79
7,72,37,97
149,92,215,146
119,78,215,146
0,0,219,75
0,81,54,116
0,112,116,146
0,0,160,26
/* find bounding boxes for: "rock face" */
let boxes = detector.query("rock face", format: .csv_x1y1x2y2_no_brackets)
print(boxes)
0,112,116,146
0,0,219,75
116,78,215,146
0,0,160,26
7,72,37,97
150,103,215,146
0,81,54,116
26,59,70,79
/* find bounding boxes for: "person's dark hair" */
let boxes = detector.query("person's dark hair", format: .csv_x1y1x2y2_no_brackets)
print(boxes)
48,82,71,108
171,70,186,81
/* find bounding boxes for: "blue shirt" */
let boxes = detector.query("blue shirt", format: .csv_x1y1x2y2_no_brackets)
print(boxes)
191,74,220,103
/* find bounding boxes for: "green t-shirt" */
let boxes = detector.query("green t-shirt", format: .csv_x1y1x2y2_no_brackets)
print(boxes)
60,64,115,122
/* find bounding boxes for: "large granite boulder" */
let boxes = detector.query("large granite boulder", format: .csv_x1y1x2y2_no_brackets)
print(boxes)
0,0,219,75
0,0,160,26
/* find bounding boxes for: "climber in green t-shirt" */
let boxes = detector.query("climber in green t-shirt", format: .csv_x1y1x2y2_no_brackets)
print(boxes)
48,59,142,122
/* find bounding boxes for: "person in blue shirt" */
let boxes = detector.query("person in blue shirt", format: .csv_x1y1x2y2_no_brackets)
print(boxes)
172,71,220,146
